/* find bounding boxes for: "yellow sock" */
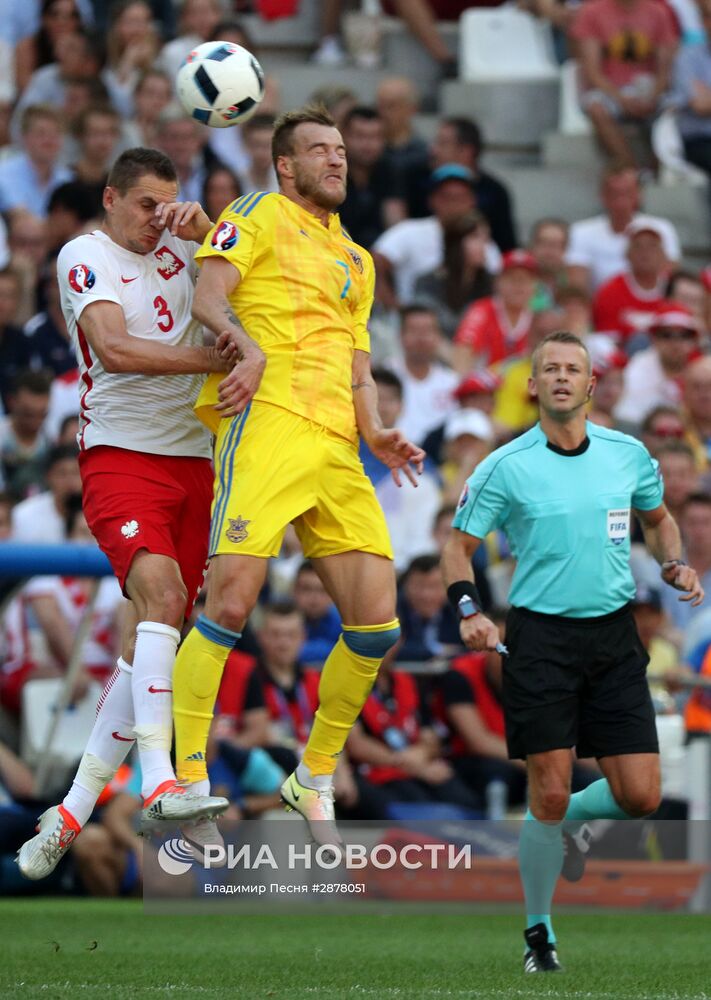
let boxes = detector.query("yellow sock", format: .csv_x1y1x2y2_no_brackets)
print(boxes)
303,619,400,777
173,614,240,783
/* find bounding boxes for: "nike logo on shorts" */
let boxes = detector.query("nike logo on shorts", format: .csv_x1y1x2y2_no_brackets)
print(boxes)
148,685,173,694
111,731,135,742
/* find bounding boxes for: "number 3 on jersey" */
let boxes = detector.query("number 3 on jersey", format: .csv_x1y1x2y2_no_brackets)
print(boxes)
154,295,174,333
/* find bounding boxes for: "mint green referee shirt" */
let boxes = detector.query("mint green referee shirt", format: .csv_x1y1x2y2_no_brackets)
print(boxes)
453,421,664,618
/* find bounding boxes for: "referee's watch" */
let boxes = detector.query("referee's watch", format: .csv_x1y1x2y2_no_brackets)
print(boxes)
457,595,480,620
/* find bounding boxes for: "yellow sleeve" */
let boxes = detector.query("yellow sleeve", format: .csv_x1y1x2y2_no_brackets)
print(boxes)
352,249,374,354
195,192,274,279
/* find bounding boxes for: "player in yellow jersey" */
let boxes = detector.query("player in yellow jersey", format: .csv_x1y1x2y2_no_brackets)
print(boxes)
171,106,425,855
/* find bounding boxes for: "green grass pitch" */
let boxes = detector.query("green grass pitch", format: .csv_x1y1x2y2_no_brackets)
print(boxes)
1,899,710,999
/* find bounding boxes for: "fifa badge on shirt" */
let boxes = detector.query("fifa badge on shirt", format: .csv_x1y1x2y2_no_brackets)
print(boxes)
226,516,251,543
607,508,630,546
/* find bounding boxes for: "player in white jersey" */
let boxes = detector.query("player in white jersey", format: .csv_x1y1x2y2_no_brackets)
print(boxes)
18,148,239,881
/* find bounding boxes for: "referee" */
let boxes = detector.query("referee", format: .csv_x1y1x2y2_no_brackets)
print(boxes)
442,331,703,973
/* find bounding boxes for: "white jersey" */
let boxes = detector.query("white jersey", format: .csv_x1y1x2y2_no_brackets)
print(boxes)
57,230,211,458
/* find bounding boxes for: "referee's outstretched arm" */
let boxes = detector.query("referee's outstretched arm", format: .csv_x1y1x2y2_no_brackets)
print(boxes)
636,503,705,606
442,528,501,652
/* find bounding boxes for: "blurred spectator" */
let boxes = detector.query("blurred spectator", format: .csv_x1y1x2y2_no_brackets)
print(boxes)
340,106,406,249
615,301,699,425
0,269,38,410
630,584,678,697
658,440,700,522
0,370,53,500
440,407,495,507
422,368,502,468
666,269,707,335
565,166,680,292
123,69,172,149
557,286,594,340
238,114,278,194
572,0,677,168
492,309,561,435
683,356,711,467
396,553,462,662
376,77,429,219
60,77,112,159
308,84,357,130
431,117,517,252
453,249,536,374
8,212,49,326
24,256,77,379
592,219,669,343
10,442,81,542
387,305,458,445
1,496,124,715
46,181,100,254
154,107,211,203
11,28,104,143
312,0,347,67
45,370,80,443
202,166,242,224
672,1,711,181
413,213,494,339
662,492,711,629
640,404,688,458
373,164,502,309
364,368,442,571
158,0,223,82
529,217,569,310
0,106,72,218
70,105,122,202
292,561,341,665
104,0,161,118
587,348,628,429
379,0,466,79
56,413,79,447
0,492,11,539
14,0,84,94
347,654,481,818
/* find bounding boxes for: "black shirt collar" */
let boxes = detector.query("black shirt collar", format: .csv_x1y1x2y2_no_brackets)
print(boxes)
545,435,590,457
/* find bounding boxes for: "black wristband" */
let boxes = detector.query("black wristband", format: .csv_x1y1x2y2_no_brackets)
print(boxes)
447,581,483,619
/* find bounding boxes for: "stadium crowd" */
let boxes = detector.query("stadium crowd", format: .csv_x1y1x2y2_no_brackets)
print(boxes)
2,0,711,896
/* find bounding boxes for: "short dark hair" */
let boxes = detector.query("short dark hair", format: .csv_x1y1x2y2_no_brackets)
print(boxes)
242,112,276,136
372,367,403,399
404,553,441,577
665,269,702,299
657,441,696,462
530,217,569,243
21,104,63,135
64,492,84,537
46,443,79,471
263,599,302,619
11,369,52,396
342,105,380,130
73,103,120,141
47,181,98,221
531,331,591,376
641,405,685,435
442,116,482,156
107,147,177,195
272,105,336,172
399,303,438,327
682,492,711,513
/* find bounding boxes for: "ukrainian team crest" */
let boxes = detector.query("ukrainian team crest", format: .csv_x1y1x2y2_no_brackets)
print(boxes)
68,264,96,293
211,221,239,252
345,246,364,273
225,516,250,543
154,247,185,280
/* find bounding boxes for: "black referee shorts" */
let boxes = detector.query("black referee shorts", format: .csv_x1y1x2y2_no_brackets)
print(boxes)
503,603,659,760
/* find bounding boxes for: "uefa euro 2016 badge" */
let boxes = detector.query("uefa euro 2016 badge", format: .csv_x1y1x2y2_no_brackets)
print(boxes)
211,220,239,252
457,484,469,510
68,264,96,293
607,508,630,545
226,516,251,543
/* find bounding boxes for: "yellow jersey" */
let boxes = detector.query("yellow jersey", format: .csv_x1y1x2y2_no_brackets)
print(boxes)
195,191,375,443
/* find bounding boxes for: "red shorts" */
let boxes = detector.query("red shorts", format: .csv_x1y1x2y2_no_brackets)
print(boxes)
79,446,213,616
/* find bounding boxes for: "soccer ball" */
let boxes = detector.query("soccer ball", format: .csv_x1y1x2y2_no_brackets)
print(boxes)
176,41,265,128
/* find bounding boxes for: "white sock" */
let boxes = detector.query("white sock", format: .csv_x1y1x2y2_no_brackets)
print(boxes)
189,778,210,796
296,762,332,792
131,621,180,798
63,658,135,826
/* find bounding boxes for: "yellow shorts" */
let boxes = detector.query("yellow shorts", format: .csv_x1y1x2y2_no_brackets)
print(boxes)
209,400,393,561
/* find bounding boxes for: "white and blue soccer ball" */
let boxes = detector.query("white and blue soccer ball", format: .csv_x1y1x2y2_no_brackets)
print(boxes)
176,41,265,128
